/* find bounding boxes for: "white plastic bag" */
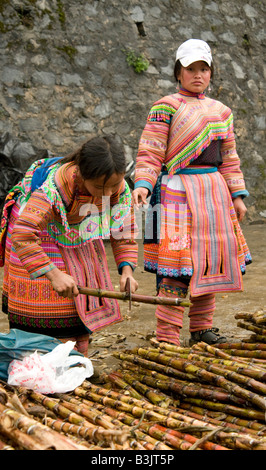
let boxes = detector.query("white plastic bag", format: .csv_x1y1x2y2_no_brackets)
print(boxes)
7,341,94,394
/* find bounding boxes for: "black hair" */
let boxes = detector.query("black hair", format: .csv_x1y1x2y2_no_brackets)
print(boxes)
61,135,126,183
174,59,214,83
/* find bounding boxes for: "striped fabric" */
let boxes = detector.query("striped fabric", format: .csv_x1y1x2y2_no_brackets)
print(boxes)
156,285,216,345
143,170,251,296
188,293,216,332
2,160,138,339
181,170,249,295
135,89,249,199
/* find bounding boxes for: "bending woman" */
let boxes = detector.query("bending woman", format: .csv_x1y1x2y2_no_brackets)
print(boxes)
1,135,138,355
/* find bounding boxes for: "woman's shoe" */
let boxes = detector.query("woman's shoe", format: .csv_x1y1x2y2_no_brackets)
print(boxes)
189,327,227,346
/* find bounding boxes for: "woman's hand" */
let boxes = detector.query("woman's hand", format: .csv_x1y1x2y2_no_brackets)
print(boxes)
132,187,149,208
233,196,247,222
46,268,79,298
120,265,138,293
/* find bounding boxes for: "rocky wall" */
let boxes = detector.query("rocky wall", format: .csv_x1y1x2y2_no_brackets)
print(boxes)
0,0,265,221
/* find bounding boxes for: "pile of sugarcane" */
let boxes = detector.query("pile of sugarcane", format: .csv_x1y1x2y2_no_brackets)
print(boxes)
1,310,266,451
0,380,147,450
235,309,266,343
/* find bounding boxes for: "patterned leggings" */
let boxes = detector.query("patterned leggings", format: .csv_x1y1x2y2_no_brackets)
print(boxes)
156,278,216,346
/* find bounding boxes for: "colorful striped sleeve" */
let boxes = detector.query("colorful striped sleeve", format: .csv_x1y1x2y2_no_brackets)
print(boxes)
110,188,138,273
218,113,249,198
134,101,177,193
11,191,57,279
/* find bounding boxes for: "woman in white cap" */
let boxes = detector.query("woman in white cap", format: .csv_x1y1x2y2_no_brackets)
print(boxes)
133,39,251,346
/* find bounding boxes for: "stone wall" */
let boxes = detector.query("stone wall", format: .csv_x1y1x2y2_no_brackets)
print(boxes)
0,0,265,221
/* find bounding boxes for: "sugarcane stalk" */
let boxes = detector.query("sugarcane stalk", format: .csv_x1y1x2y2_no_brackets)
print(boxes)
71,388,230,450
182,397,265,422
74,385,266,451
211,431,266,451
80,382,266,445
249,334,266,344
113,351,199,382
215,342,266,351
177,402,262,436
58,394,155,450
0,439,15,450
63,392,181,451
76,384,242,435
235,312,266,325
187,356,266,395
193,341,266,362
0,412,46,450
74,385,218,431
65,395,175,450
109,371,173,408
118,368,241,404
107,360,247,408
118,368,254,435
19,387,98,430
0,386,8,406
188,354,266,380
78,285,192,307
44,416,131,447
75,389,261,450
179,402,265,434
101,371,145,401
129,347,266,410
0,402,87,450
237,320,266,337
150,338,191,354
81,380,176,412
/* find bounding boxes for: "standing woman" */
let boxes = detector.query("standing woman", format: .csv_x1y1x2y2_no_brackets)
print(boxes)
133,39,251,346
1,135,138,355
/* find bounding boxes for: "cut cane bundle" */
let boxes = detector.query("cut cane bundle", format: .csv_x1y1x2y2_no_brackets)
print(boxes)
0,308,266,451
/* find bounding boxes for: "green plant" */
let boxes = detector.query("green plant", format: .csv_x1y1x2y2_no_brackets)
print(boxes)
125,50,149,74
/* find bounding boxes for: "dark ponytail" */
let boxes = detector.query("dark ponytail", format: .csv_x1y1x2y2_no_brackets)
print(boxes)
61,135,126,182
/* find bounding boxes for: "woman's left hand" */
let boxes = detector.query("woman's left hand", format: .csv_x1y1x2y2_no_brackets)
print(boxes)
120,265,138,293
233,196,247,222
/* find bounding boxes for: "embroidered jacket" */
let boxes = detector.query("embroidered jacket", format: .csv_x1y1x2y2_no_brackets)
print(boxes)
11,161,138,279
134,89,249,199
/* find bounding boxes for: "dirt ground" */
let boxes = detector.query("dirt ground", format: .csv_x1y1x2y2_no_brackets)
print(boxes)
0,223,265,376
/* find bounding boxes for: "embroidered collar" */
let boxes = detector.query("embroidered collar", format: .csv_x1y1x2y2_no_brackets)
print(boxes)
178,87,206,100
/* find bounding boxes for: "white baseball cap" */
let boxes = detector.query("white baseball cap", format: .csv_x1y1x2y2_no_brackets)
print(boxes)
175,39,212,67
